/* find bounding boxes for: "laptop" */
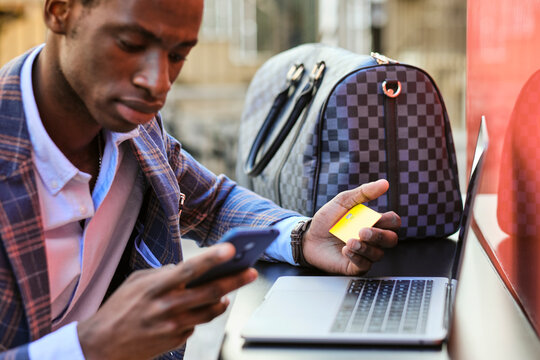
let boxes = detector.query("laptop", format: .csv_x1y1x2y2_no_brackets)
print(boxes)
241,118,488,346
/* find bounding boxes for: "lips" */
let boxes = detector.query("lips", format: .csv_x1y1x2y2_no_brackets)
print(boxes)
115,99,164,124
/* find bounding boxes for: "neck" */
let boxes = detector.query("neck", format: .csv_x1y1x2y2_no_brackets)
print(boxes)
33,44,103,185
33,44,102,167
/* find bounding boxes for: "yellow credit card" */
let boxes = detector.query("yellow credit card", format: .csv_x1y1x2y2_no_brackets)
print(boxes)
329,204,382,242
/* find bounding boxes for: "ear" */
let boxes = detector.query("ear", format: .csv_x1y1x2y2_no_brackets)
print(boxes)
43,0,75,34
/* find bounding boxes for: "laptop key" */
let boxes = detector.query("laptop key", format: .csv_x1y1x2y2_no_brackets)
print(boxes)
384,280,410,333
330,279,365,332
331,279,433,334
349,280,380,332
402,280,431,333
368,280,394,332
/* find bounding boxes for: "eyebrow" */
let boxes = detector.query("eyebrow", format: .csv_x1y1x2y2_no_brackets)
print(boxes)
111,24,199,48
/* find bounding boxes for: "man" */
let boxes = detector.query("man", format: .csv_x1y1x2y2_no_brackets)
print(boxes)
0,0,400,359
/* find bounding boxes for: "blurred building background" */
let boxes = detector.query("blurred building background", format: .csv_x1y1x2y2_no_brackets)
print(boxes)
0,3,466,356
0,0,466,181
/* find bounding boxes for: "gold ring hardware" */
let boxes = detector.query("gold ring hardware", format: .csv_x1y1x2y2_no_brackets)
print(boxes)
309,61,326,82
286,63,305,83
371,52,399,65
382,80,401,98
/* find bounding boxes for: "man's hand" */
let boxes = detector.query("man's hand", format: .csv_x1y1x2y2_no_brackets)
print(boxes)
303,179,401,275
78,242,256,360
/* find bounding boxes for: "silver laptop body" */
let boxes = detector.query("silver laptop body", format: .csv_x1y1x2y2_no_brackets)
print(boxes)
241,119,488,346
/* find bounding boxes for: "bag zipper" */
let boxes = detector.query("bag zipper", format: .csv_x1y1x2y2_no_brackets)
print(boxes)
312,62,463,237
370,52,399,65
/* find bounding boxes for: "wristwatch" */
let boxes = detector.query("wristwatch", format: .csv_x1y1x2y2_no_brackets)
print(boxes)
291,219,312,267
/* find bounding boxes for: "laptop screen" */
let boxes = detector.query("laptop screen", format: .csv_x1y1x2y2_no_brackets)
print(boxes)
450,117,488,281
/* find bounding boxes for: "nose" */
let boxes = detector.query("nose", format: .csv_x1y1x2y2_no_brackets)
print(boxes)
133,51,172,98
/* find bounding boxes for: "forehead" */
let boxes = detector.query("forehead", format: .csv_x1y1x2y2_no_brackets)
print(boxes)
83,0,204,43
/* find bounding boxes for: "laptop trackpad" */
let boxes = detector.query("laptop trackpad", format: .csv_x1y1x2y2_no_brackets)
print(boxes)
243,289,339,337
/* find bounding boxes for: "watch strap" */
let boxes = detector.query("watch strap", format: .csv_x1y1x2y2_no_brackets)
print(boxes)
291,219,312,267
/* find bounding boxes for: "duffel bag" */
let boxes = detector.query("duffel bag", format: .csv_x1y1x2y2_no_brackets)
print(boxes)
235,43,462,239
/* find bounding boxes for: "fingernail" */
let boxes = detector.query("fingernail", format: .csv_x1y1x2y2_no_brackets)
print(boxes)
362,228,373,239
350,240,362,251
217,244,231,257
244,268,254,279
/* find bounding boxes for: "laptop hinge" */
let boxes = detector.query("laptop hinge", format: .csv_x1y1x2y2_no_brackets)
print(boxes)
443,280,457,329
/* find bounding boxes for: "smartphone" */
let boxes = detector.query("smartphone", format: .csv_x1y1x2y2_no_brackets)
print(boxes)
186,227,280,288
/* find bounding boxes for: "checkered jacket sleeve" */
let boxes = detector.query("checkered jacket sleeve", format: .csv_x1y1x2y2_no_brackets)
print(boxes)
162,127,300,247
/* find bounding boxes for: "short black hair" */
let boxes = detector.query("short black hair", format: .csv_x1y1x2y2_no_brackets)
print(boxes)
80,0,100,7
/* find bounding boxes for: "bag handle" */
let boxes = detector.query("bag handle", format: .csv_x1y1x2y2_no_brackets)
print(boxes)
244,61,326,177
243,64,304,176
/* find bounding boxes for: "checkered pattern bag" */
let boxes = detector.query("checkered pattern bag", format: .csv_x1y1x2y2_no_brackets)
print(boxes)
236,43,462,239
497,69,540,238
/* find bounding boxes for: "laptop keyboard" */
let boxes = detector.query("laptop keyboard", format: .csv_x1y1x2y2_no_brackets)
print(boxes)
331,279,433,334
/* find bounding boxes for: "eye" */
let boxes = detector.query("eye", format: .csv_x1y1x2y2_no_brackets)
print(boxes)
168,52,187,64
117,38,145,52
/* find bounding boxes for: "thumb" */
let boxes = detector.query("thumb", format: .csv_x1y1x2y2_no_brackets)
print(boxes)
337,179,389,209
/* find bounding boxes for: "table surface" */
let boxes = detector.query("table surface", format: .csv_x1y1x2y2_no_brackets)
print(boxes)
219,235,540,360
220,237,456,360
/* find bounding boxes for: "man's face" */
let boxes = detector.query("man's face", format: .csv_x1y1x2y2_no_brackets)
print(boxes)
58,0,203,132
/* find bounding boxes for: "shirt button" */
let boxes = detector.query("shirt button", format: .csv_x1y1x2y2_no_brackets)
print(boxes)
79,206,87,215
51,180,59,189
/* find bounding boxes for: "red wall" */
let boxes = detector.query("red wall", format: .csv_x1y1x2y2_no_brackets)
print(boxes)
467,0,540,337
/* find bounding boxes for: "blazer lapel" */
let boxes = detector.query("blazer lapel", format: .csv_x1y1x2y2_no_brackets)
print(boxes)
0,53,51,340
129,118,182,263
130,119,181,222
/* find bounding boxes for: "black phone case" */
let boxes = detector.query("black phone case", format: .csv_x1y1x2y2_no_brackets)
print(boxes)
186,227,280,288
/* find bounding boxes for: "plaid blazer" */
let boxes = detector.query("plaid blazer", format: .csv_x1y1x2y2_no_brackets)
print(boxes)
0,51,298,359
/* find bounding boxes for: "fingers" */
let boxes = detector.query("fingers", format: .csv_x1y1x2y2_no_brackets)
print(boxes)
152,297,232,350
342,226,398,268
374,211,401,231
361,227,398,248
154,268,258,320
335,179,389,209
341,247,374,274
345,236,385,262
164,295,231,328
80,243,256,360
151,242,236,295
188,267,258,308
124,241,258,326
333,209,399,258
